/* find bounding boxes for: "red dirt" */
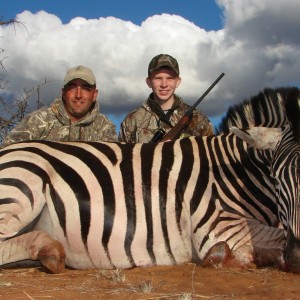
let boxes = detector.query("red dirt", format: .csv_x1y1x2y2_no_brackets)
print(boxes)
1,264,300,299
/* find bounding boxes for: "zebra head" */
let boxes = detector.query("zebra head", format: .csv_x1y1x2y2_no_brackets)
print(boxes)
229,126,282,150
217,87,300,272
272,98,300,273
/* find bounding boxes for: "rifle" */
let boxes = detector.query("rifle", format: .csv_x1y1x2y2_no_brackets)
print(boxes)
150,72,225,143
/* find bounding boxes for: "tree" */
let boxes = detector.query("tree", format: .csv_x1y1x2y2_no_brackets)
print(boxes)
0,18,48,142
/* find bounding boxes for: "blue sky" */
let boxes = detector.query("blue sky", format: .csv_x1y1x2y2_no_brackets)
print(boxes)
1,1,300,132
3,1,223,30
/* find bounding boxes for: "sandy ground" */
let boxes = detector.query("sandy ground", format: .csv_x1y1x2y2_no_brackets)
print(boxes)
0,264,300,300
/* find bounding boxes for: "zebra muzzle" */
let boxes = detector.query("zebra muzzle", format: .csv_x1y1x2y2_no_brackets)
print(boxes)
284,227,300,273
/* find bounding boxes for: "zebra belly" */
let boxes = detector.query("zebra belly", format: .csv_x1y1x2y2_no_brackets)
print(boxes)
38,227,193,270
35,201,193,269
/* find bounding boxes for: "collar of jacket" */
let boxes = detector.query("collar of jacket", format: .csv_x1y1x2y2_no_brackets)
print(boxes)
145,93,182,112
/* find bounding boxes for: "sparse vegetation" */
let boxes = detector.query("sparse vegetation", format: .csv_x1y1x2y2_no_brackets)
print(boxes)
135,279,154,293
177,292,193,300
95,269,126,282
0,264,298,299
0,17,50,142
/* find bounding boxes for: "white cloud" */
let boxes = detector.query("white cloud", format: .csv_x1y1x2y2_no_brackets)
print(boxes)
1,0,300,129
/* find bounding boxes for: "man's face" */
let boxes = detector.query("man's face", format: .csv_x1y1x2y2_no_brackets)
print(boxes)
146,68,181,103
62,79,98,122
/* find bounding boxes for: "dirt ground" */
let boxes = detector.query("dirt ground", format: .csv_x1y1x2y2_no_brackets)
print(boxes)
1,264,300,300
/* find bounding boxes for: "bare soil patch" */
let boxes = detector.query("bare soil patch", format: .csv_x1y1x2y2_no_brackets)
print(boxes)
0,264,299,299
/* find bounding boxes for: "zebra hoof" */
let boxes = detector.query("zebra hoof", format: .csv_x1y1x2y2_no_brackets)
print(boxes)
37,241,66,273
201,241,231,267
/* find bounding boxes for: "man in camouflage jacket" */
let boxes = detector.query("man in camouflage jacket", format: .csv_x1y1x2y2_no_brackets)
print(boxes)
119,54,213,143
1,65,117,147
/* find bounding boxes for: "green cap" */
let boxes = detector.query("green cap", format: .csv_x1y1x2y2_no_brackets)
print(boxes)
148,54,179,76
64,65,96,86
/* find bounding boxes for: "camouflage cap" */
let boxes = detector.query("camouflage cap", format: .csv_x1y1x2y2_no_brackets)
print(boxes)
64,65,96,86
148,54,179,76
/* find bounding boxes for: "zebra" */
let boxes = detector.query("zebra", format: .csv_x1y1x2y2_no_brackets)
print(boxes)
0,88,298,273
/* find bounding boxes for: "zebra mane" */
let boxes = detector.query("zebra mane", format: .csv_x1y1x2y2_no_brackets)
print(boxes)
216,87,300,142
283,87,300,143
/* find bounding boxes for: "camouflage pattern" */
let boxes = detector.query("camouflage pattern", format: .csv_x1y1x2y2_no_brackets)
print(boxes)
119,95,214,143
1,97,117,148
148,54,180,76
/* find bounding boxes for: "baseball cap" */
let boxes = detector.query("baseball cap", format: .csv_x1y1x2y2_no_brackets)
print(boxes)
148,54,180,76
64,65,96,86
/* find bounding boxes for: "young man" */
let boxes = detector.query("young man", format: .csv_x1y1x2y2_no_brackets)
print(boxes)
1,65,117,147
118,54,214,143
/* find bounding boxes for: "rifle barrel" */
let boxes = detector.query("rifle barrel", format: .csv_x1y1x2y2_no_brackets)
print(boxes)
188,72,225,114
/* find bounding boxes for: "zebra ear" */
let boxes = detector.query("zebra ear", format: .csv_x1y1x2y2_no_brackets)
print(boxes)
229,127,283,150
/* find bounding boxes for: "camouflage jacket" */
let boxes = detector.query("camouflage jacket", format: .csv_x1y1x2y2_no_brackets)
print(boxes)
1,97,117,147
118,94,214,143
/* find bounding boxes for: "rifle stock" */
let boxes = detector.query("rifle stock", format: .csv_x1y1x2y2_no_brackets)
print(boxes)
160,115,191,141
159,72,225,142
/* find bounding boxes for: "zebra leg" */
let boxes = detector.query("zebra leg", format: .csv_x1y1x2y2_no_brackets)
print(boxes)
0,230,65,273
200,242,258,268
201,242,284,269
200,219,286,269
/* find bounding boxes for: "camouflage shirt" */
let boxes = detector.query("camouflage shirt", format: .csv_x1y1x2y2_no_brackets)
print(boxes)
1,97,117,148
119,94,214,143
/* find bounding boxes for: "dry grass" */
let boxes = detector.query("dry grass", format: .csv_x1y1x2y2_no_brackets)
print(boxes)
95,269,126,282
